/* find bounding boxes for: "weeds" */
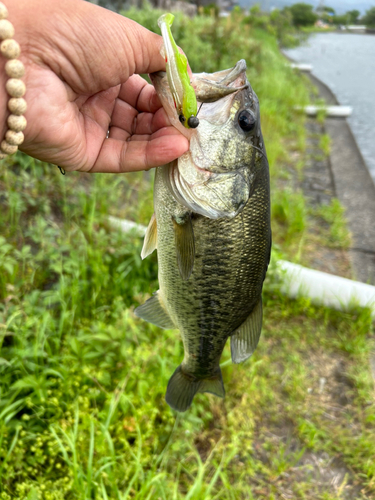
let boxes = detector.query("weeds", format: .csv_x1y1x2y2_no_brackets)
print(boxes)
320,133,331,156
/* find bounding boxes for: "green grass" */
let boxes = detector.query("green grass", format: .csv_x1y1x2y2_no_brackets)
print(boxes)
319,133,331,156
0,8,374,500
317,199,352,249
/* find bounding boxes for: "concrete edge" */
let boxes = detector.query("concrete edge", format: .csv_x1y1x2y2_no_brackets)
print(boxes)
284,51,375,284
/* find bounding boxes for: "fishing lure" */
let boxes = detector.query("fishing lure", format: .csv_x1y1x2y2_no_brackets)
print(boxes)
158,13,199,129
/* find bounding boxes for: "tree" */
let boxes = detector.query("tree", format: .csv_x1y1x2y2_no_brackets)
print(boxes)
286,3,318,27
346,9,360,24
332,14,349,26
363,6,375,27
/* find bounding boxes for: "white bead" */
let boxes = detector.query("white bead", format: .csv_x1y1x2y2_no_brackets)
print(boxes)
5,130,24,146
5,78,26,98
1,140,17,155
8,97,27,115
0,19,14,40
0,152,8,160
7,114,27,132
5,59,25,79
0,3,8,21
0,38,20,59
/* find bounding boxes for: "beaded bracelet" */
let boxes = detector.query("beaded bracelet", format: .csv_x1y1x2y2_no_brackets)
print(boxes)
0,1,27,160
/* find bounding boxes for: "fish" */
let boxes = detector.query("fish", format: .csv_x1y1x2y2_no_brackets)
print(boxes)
135,59,271,413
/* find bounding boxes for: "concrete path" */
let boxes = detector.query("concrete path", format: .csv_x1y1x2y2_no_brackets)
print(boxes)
308,73,375,285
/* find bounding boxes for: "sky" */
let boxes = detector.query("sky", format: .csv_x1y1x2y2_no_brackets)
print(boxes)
238,0,375,15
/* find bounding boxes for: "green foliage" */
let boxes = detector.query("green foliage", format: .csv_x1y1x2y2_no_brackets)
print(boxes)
285,3,318,27
201,3,219,18
322,6,335,15
242,5,298,47
0,7,374,500
363,6,375,27
332,13,350,26
317,199,351,249
319,132,331,156
346,9,360,24
272,188,307,240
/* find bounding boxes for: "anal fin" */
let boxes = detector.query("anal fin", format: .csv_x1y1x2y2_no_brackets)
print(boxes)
231,298,263,364
172,214,195,281
141,213,157,260
134,291,174,329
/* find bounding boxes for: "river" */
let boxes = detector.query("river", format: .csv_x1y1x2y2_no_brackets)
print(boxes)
284,33,375,183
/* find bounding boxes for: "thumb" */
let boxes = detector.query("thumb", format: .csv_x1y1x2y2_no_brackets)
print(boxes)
11,0,166,94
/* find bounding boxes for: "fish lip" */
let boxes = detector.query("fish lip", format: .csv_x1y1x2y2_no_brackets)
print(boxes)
150,71,166,79
149,71,167,86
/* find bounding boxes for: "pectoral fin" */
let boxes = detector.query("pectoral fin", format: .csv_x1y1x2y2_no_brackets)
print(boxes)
172,214,195,281
230,298,263,364
134,291,175,329
141,213,157,260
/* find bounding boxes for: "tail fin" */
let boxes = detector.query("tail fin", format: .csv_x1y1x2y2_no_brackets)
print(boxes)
165,365,225,412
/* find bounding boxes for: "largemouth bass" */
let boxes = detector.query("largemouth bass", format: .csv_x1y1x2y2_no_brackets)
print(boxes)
135,60,271,412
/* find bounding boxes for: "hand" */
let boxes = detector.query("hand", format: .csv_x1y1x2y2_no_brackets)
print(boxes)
5,0,189,172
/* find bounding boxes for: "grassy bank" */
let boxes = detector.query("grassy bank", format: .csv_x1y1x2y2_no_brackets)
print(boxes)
0,8,374,500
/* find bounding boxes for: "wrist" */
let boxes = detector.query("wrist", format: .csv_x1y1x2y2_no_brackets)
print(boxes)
0,2,27,157
0,42,6,144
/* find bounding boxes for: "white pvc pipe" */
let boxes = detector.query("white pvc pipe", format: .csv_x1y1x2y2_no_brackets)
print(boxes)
108,217,375,317
290,63,313,72
108,216,147,237
277,260,375,317
296,105,353,117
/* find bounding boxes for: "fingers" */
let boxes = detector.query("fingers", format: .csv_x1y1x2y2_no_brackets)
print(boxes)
13,0,167,94
108,99,137,140
118,75,162,113
89,129,189,173
109,103,170,141
78,86,120,133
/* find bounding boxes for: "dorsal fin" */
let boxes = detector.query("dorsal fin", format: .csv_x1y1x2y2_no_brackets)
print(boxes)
141,213,157,260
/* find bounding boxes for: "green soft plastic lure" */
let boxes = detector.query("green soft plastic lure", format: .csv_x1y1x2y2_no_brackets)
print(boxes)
158,13,199,129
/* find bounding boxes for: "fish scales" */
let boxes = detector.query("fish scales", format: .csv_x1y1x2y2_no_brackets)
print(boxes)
155,160,270,379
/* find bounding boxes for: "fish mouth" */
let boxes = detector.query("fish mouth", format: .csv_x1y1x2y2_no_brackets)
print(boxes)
163,159,252,220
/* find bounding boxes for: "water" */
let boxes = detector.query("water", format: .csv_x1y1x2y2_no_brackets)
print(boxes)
284,33,375,182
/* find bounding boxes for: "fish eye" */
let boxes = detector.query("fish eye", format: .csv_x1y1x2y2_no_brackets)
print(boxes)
179,114,186,124
238,110,256,132
188,116,199,129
